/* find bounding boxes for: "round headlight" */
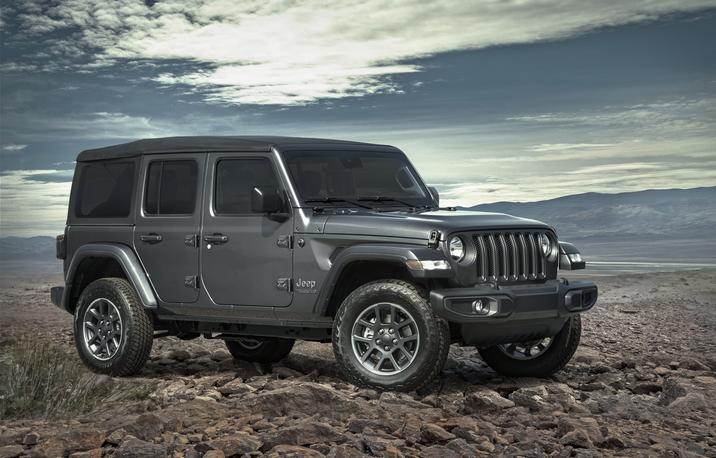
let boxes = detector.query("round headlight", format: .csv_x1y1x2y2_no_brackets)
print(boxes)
540,234,554,258
449,236,465,261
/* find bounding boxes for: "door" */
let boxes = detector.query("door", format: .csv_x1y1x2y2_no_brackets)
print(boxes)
134,154,204,303
201,153,293,306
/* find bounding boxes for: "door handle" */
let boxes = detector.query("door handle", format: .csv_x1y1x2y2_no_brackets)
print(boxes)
139,234,163,244
204,234,229,244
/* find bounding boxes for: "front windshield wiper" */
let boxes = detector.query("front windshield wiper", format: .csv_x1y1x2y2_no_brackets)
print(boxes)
357,196,432,211
304,197,373,210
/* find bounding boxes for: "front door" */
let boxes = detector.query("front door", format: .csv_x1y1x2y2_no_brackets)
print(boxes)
134,154,204,303
201,153,293,306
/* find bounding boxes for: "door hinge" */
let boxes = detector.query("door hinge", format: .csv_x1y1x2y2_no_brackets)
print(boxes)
276,277,293,292
276,235,294,249
184,275,199,289
184,234,199,247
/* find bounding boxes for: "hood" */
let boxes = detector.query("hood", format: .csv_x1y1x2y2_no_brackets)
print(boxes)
323,209,553,240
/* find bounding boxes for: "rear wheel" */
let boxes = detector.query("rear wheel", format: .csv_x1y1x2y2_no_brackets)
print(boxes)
332,280,450,391
478,315,581,377
225,337,295,363
74,278,153,376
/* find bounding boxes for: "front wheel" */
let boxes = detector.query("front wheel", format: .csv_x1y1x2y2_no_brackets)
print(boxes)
225,337,295,363
332,280,450,391
478,315,582,377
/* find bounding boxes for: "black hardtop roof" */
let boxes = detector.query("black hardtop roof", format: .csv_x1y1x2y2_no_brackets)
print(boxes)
76,136,400,162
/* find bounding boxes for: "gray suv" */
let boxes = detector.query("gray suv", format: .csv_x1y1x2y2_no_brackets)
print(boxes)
51,136,597,391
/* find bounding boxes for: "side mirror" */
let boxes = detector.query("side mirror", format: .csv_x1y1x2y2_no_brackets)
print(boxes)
428,186,440,207
559,242,586,270
251,186,282,214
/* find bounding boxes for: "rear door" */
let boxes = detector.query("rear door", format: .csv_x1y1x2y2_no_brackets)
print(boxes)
134,154,204,303
201,152,293,306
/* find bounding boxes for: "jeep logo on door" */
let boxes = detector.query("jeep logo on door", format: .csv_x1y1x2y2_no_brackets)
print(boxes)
295,278,317,293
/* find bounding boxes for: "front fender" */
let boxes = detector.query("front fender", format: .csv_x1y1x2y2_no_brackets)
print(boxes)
315,243,451,315
61,243,157,312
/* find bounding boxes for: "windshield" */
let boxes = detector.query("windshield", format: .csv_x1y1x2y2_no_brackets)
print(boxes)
283,150,434,209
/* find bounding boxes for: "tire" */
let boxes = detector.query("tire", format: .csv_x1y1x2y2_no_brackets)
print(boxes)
73,278,153,376
332,279,450,392
478,315,582,377
225,337,295,363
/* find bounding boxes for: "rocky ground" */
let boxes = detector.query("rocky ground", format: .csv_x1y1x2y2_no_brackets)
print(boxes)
1,263,715,457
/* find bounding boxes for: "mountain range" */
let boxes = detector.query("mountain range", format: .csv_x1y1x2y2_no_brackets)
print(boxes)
1,187,714,263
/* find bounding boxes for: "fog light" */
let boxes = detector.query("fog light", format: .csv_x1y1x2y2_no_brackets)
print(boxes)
472,299,488,315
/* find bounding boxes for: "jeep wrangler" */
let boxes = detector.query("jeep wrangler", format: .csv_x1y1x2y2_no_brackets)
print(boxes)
51,136,597,391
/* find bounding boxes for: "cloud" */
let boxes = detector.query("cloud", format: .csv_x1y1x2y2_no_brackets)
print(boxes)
0,169,72,236
5,0,716,105
2,144,28,152
527,143,617,153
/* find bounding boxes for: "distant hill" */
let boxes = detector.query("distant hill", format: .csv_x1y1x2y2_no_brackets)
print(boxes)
467,187,716,241
0,236,56,260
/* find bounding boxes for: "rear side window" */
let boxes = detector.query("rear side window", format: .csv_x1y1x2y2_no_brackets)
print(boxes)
144,160,198,215
215,158,278,214
75,161,136,218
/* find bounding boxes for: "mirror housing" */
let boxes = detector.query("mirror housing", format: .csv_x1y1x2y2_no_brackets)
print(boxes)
559,242,586,270
251,186,282,214
428,186,440,207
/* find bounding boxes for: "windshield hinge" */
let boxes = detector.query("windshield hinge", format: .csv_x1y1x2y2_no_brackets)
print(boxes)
428,230,441,248
277,235,294,249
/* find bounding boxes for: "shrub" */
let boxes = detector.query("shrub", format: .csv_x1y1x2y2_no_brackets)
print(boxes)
0,340,150,419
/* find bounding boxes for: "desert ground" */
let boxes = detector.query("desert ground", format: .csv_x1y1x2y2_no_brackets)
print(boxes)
1,262,715,457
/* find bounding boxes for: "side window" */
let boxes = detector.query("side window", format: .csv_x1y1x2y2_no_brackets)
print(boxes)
215,158,278,215
144,160,198,215
75,160,135,218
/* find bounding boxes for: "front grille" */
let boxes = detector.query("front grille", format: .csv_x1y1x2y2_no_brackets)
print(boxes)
472,232,548,282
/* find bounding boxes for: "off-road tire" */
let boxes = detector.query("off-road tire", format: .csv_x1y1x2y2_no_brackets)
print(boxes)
332,279,450,391
74,278,153,376
478,314,582,377
225,337,295,363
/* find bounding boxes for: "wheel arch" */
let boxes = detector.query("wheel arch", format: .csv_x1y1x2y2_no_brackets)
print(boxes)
62,243,157,313
316,244,451,318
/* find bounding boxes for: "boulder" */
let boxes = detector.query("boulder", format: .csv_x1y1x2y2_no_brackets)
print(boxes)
265,444,325,457
420,424,456,443
34,428,106,458
463,389,515,413
260,422,344,451
197,432,262,456
657,378,687,406
114,436,166,458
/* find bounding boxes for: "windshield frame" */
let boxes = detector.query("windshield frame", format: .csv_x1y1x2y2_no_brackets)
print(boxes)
279,149,436,210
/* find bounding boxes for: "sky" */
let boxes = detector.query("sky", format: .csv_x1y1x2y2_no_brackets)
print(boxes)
1,0,716,236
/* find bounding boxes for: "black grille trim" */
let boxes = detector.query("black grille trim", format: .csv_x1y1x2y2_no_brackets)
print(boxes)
471,231,549,283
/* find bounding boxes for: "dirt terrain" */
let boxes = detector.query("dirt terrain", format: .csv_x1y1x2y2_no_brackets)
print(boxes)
1,263,715,457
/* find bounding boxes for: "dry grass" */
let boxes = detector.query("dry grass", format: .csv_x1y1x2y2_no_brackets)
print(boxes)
0,340,151,419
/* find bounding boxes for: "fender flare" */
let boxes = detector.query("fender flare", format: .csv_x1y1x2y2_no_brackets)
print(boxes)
315,244,451,316
61,243,157,311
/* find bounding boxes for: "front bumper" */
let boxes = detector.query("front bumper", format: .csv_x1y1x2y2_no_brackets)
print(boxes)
430,279,597,346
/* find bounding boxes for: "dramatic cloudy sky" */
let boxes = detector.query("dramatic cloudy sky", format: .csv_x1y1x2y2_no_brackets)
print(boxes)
1,1,715,236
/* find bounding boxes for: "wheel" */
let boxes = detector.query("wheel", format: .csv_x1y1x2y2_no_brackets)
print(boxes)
73,278,153,376
225,337,295,363
478,315,582,377
332,279,450,391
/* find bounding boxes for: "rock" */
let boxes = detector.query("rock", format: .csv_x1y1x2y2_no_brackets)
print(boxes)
203,451,225,458
106,428,128,446
560,429,593,448
126,413,164,441
115,436,166,458
261,422,344,451
218,379,256,396
244,383,372,421
420,444,461,457
198,433,262,456
266,444,325,457
326,444,366,457
669,393,707,412
630,382,662,395
210,350,231,361
463,389,515,413
0,445,23,458
679,357,710,371
445,438,479,456
22,432,40,446
168,349,192,361
508,386,551,411
34,429,106,458
420,424,456,443
273,366,304,378
395,417,422,444
69,449,103,458
347,418,400,435
654,366,670,376
657,378,687,406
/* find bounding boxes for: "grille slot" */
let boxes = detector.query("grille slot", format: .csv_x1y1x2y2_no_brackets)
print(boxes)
472,232,547,282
